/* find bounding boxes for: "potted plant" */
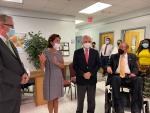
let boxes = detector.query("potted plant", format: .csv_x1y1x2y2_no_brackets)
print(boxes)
24,31,48,105
24,31,48,69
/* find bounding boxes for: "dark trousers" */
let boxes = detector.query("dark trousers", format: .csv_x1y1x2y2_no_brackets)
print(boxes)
76,84,96,113
0,96,21,113
101,56,109,74
111,75,143,113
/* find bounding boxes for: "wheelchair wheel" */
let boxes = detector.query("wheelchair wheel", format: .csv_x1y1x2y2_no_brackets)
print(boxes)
105,88,112,113
145,101,149,113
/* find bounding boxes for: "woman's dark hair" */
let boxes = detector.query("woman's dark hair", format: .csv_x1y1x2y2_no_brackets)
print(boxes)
48,34,61,48
136,38,150,54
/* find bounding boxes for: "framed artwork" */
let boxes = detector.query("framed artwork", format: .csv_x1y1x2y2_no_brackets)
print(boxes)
60,42,70,56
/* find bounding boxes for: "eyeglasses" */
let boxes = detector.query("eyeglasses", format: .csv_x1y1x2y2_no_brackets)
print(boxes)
3,24,14,28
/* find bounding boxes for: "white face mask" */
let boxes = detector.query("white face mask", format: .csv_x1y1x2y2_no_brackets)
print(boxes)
53,43,60,50
83,43,91,49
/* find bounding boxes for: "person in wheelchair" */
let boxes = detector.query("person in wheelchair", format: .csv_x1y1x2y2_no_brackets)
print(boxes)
107,42,143,113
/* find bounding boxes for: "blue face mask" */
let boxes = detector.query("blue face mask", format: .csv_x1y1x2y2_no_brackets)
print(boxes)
7,28,15,38
142,43,149,48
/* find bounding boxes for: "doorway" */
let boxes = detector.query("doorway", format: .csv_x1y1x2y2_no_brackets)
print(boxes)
122,27,145,53
76,36,82,50
99,32,114,49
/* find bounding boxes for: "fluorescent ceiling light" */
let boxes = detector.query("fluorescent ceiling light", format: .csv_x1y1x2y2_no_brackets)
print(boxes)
3,0,23,3
79,2,112,14
75,20,84,24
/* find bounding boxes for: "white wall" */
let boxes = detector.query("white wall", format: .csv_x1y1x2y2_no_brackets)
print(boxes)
0,7,76,70
76,8,150,50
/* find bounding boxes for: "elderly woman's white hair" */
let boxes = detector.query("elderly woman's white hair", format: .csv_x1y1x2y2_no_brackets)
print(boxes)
81,35,92,43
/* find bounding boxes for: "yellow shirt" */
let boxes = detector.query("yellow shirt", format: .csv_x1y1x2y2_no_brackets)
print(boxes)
137,49,150,65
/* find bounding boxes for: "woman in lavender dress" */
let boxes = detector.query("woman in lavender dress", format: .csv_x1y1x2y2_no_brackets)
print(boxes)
39,34,64,113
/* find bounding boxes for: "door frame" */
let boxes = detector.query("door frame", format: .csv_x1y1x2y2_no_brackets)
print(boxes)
121,27,146,53
121,26,146,40
75,36,82,50
99,31,114,50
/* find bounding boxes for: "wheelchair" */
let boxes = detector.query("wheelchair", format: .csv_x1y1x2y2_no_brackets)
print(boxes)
104,73,149,113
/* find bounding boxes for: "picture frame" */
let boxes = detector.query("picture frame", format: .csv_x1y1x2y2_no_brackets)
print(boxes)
60,42,70,56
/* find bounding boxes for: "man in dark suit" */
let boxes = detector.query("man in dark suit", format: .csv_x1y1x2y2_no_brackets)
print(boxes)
107,42,142,113
0,14,29,113
73,35,100,113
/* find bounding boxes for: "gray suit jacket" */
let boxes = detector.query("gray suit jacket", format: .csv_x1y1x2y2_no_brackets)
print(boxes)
0,38,26,102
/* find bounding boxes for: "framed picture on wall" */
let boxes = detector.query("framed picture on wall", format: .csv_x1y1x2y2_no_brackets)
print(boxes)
63,51,69,56
63,42,69,50
60,42,70,56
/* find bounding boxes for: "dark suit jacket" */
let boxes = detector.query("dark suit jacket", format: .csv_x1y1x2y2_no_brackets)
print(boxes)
108,53,139,75
0,38,26,102
73,48,100,85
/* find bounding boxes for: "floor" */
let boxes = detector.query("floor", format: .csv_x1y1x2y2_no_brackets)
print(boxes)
20,77,150,113
21,81,105,113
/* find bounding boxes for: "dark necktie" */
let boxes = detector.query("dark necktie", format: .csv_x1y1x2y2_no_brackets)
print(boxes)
104,44,108,55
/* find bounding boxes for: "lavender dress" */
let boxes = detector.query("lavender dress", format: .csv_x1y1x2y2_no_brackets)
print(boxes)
43,48,64,101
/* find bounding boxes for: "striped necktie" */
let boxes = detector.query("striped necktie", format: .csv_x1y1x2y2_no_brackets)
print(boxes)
104,44,108,55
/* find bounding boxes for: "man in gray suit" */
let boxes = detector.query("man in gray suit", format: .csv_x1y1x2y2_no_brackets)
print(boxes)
0,14,29,113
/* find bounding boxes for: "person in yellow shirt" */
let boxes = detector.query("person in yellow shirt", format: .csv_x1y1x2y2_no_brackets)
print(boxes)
136,39,150,72
136,39,150,99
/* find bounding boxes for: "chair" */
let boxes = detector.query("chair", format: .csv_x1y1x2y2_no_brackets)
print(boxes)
69,63,77,99
21,70,35,95
62,67,72,100
105,74,149,113
21,79,35,95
